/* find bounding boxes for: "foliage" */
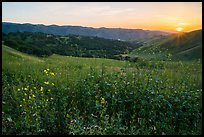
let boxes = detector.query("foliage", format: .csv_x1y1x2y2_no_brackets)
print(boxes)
2,45,202,135
130,29,202,61
3,32,137,59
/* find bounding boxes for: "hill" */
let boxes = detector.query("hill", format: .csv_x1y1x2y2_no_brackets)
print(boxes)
130,29,202,61
2,44,202,135
2,31,138,59
2,22,171,41
160,29,202,61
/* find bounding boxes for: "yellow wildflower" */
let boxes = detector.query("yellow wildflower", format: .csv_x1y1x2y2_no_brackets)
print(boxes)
101,97,106,104
44,81,49,85
44,70,48,73
50,72,55,76
40,87,43,91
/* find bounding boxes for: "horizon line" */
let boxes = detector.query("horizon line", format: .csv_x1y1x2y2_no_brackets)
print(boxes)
3,21,202,33
3,21,180,33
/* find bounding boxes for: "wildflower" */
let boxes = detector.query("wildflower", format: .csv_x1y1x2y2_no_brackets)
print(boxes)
40,87,43,91
17,88,21,91
44,81,49,85
101,97,106,105
50,72,55,76
44,70,47,73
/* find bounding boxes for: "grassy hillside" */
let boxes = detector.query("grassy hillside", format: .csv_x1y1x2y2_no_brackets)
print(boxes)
129,36,172,61
2,45,202,135
130,30,202,61
160,30,202,61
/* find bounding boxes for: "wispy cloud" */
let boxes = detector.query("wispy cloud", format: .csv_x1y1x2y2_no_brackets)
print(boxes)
2,2,202,31
154,14,182,21
52,3,135,18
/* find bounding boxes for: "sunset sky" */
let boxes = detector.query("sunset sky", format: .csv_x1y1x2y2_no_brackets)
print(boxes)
2,2,202,32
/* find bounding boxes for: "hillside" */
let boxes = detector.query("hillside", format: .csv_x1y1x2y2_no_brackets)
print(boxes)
130,29,202,61
2,44,202,135
160,29,202,61
2,32,138,59
2,22,171,41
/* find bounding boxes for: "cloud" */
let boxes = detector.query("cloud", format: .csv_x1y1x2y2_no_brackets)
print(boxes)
154,14,182,21
45,3,136,18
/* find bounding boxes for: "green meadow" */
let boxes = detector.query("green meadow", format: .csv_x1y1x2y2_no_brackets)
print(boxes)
2,45,202,135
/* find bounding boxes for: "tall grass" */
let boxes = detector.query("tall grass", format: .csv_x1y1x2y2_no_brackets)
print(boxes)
2,45,202,135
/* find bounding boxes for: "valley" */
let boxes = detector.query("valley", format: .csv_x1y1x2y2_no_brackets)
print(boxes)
2,28,202,135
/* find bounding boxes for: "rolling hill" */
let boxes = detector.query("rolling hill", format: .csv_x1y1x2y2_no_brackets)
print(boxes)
2,22,171,41
2,31,138,59
160,29,202,61
130,29,202,61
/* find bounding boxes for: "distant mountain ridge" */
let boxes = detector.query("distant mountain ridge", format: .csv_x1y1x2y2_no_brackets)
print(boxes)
2,22,172,41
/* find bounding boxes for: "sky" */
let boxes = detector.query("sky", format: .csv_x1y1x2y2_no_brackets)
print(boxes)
2,2,202,32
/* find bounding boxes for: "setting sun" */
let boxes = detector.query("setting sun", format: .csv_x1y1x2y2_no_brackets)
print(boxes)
176,27,184,32
2,2,202,32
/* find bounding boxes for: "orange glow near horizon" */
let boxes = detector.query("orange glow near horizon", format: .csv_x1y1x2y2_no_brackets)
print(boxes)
176,27,184,32
2,2,202,32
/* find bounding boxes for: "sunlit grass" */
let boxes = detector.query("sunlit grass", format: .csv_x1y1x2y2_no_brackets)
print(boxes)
2,45,202,135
